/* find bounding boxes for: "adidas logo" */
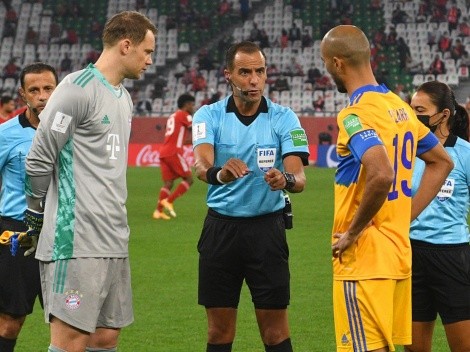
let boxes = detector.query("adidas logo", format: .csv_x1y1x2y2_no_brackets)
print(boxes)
101,115,110,124
341,334,349,345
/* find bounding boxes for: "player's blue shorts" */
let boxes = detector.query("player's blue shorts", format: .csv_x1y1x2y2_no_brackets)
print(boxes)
198,208,290,309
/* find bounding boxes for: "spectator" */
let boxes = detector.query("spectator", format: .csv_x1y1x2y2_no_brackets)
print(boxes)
447,0,461,32
153,75,168,99
438,31,452,53
450,38,467,61
192,72,207,92
416,5,427,23
272,74,290,92
394,83,410,103
59,53,72,74
239,0,250,21
280,29,289,49
391,4,408,25
288,22,301,44
218,0,231,16
301,29,313,48
284,57,304,77
291,0,304,13
266,63,280,84
0,95,15,123
83,50,100,65
315,73,333,90
136,97,152,116
396,37,411,70
249,22,261,42
88,20,102,43
370,0,382,12
428,54,446,75
305,65,322,85
313,95,325,111
430,5,446,23
372,26,387,50
182,66,198,86
386,26,398,45
460,51,470,69
198,48,214,71
3,58,20,80
457,17,470,37
405,57,424,74
258,29,270,49
25,26,38,45
49,21,62,43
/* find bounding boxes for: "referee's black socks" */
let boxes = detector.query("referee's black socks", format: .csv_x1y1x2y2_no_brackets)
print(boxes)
206,342,233,351
0,336,16,352
265,338,293,352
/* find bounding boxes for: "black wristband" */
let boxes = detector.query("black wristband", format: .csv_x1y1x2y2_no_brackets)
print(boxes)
283,172,296,191
206,167,223,185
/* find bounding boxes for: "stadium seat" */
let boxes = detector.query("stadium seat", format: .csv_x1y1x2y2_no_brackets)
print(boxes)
412,74,424,87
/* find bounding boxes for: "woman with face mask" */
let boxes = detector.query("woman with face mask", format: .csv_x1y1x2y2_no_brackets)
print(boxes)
405,81,470,352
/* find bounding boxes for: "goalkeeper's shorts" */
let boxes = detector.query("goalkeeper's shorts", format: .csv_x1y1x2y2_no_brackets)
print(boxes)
0,216,42,316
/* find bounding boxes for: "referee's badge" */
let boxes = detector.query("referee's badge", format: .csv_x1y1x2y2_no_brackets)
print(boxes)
257,148,276,172
436,178,454,202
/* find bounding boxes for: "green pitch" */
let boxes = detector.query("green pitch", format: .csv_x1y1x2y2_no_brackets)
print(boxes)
16,167,449,351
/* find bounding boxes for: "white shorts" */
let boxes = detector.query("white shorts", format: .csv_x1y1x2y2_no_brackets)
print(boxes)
40,257,134,333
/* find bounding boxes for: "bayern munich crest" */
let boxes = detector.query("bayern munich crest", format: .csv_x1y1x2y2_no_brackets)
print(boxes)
65,291,82,310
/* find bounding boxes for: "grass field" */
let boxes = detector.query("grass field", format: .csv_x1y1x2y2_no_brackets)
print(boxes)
16,167,450,351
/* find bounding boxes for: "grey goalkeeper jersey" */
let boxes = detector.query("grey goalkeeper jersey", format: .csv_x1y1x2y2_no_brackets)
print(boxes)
26,64,133,261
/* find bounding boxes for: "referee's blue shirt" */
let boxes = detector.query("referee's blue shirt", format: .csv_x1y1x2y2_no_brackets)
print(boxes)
0,114,35,221
410,135,470,244
193,96,309,217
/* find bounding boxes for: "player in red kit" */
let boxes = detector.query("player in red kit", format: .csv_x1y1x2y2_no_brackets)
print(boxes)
153,93,195,219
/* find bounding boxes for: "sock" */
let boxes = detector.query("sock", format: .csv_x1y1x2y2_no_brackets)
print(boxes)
167,181,190,203
206,342,232,352
48,345,67,352
0,336,16,352
86,348,117,352
265,338,293,352
157,187,170,211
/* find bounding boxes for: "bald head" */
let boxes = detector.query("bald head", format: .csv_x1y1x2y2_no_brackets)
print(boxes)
321,25,371,67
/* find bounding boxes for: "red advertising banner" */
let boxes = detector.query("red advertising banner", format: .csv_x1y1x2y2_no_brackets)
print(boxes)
128,143,318,167
128,116,334,167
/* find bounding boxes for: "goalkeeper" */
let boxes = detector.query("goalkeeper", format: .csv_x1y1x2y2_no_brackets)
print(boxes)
0,62,58,352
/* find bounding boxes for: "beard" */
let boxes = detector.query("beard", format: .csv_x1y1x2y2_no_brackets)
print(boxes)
332,75,346,93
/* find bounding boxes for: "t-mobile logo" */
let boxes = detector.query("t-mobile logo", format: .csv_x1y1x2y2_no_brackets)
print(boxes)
106,133,120,160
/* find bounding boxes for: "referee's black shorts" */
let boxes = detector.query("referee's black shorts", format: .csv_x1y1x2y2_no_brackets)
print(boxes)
198,208,290,309
411,239,470,324
0,216,42,316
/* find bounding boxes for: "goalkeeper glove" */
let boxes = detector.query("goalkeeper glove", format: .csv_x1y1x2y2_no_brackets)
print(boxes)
23,208,44,256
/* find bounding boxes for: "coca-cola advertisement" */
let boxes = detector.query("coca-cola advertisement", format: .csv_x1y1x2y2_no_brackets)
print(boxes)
128,143,319,167
129,144,195,167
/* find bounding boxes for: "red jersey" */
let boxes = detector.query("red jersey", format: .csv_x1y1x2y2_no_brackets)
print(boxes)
159,109,192,158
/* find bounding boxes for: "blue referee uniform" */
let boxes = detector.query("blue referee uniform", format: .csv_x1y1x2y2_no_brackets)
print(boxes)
0,113,42,317
410,134,470,324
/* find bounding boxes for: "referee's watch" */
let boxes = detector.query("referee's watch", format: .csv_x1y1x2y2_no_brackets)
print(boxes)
283,172,296,191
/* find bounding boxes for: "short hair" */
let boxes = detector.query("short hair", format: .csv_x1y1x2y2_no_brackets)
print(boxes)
225,41,266,71
177,93,195,108
102,11,157,48
20,62,58,88
0,95,13,106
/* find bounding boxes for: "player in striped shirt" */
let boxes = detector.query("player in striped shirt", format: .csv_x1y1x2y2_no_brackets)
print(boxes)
322,25,453,352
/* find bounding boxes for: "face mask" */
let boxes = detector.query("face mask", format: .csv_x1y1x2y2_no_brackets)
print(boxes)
417,112,442,133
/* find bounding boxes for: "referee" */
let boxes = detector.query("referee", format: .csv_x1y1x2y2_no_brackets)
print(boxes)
192,41,309,352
